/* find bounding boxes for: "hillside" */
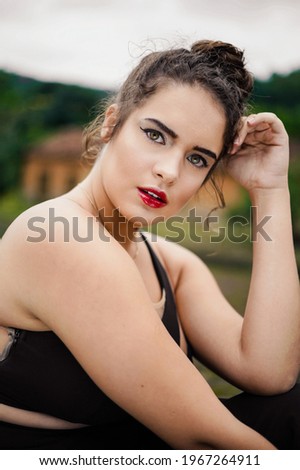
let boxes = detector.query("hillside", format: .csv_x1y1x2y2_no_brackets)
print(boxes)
0,70,108,193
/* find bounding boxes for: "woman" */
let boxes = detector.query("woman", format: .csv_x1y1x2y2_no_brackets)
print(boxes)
0,40,299,450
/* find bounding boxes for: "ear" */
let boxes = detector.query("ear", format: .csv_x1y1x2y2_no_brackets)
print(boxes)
101,104,119,142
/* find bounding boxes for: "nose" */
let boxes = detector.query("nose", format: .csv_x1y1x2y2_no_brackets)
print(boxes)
152,154,180,185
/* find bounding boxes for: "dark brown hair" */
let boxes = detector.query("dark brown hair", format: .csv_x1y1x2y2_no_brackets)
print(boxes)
83,40,253,207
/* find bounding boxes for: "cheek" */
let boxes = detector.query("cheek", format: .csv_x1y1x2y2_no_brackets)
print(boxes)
113,135,147,174
103,147,131,180
178,175,205,201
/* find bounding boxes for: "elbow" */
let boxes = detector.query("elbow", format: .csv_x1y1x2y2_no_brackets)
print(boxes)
274,371,299,394
265,377,298,395
269,364,299,394
246,368,299,395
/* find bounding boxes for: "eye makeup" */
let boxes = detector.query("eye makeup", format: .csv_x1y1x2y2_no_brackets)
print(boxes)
142,118,217,161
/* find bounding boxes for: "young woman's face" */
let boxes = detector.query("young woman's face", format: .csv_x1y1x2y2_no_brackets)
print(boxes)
99,83,226,225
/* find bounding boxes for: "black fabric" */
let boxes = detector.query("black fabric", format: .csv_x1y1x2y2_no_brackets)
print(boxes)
0,236,181,448
142,235,180,345
0,418,171,450
0,329,129,425
221,384,300,450
2,386,300,449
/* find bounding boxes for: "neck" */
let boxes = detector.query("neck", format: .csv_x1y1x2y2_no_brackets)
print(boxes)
98,210,141,260
76,177,141,257
98,207,139,245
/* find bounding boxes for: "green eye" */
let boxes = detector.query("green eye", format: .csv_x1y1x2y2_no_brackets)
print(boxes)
187,154,208,168
148,130,161,141
140,127,165,144
191,155,201,164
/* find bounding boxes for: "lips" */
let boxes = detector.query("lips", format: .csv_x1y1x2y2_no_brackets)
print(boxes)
137,187,168,209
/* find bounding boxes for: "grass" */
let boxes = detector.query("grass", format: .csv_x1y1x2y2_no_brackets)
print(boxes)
0,189,32,236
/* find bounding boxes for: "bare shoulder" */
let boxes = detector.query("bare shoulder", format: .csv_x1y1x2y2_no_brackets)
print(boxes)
0,197,132,328
1,197,99,266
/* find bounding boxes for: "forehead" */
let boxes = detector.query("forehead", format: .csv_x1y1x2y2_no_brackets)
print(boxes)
130,83,226,155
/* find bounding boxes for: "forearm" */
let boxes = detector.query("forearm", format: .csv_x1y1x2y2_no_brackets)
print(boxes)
188,402,276,450
194,424,276,450
241,187,300,389
169,394,276,450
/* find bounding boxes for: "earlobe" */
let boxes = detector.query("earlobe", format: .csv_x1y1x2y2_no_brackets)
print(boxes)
100,127,112,142
101,104,119,142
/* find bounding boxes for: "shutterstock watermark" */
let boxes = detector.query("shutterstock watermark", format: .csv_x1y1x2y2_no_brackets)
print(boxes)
26,206,272,244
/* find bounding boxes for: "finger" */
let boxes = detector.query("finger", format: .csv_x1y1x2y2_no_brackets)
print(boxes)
229,113,286,154
229,117,249,154
246,112,286,135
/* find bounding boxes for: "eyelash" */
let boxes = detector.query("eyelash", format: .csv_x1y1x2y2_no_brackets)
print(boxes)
140,127,165,144
140,127,208,169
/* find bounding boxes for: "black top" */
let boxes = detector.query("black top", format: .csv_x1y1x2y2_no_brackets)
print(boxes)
0,236,192,426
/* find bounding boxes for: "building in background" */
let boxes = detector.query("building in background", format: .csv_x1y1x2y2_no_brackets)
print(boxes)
22,127,90,201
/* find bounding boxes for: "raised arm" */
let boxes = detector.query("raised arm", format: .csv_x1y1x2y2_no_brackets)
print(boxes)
229,113,300,390
175,113,300,395
2,202,275,449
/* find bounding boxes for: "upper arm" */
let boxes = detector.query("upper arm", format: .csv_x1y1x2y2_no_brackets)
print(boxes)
3,211,246,449
158,238,300,394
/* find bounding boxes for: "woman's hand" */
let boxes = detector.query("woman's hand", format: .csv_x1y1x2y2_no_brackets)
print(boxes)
225,113,289,193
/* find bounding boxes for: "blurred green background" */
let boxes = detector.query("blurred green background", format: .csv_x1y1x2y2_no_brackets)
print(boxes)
1,68,299,398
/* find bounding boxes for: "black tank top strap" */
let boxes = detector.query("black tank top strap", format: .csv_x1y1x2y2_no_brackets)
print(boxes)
141,234,180,346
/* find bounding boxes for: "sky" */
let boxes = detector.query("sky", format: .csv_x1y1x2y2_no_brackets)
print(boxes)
0,0,299,90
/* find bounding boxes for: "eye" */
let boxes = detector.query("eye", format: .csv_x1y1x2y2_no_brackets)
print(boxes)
140,127,165,144
187,154,208,169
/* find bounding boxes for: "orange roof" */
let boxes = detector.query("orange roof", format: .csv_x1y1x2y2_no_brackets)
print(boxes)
27,127,84,161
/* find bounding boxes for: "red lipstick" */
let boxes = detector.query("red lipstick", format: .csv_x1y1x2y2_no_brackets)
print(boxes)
137,187,168,209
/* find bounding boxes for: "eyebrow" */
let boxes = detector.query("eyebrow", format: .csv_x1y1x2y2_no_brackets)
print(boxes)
144,118,217,160
144,118,178,139
193,146,217,161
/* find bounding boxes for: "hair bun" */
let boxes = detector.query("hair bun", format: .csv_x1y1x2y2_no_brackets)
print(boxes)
190,40,253,96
